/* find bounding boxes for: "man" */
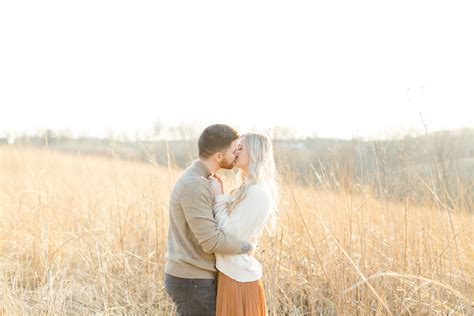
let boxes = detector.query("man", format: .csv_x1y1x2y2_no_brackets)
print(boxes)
164,124,257,316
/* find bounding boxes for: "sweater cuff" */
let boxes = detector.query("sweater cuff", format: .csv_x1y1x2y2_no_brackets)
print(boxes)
215,194,232,203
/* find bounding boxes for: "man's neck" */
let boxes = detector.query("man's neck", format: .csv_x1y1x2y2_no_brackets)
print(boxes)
198,158,219,175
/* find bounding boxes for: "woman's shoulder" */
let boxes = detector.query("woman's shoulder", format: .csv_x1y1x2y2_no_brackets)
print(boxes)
247,182,272,199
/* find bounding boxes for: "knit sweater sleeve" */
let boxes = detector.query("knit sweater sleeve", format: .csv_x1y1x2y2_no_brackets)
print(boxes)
213,185,271,240
180,181,246,255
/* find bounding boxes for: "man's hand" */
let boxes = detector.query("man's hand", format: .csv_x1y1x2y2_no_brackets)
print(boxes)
213,173,225,193
208,176,223,195
248,242,257,257
247,236,260,257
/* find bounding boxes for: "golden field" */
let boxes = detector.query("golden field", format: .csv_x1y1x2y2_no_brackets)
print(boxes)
0,146,473,315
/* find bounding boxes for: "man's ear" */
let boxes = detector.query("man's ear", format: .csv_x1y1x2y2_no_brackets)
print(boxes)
211,152,221,163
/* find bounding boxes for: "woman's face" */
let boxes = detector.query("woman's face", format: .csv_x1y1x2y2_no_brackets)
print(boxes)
235,138,250,170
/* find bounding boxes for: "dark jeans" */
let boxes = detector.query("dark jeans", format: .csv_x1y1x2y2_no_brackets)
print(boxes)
164,273,217,316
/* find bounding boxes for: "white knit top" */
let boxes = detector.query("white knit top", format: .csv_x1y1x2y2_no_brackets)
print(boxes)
213,182,273,282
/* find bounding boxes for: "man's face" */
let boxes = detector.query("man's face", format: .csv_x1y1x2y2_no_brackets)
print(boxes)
217,140,239,170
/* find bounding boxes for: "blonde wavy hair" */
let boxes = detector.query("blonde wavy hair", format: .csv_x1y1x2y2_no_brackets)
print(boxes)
229,133,279,233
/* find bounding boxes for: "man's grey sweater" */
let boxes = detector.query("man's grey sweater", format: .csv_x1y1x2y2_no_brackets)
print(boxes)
165,160,246,279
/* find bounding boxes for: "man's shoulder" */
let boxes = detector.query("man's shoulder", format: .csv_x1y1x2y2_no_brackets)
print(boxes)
173,171,212,198
182,176,212,191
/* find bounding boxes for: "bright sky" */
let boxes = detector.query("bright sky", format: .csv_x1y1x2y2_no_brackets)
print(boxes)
1,1,473,140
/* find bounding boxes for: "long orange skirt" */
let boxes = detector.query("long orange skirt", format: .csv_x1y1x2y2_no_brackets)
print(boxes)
216,271,267,316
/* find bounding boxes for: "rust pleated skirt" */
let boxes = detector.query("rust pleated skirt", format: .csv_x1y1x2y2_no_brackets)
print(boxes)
216,271,267,316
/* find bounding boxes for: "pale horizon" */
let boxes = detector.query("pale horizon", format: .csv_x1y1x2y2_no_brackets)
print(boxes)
1,1,473,141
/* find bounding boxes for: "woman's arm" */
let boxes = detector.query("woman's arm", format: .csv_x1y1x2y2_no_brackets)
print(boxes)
213,186,271,239
213,194,234,230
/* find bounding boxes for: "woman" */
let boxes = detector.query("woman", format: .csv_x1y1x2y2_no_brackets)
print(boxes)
208,133,279,316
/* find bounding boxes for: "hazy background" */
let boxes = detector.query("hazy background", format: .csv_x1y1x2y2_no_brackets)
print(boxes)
1,0,473,209
1,2,474,314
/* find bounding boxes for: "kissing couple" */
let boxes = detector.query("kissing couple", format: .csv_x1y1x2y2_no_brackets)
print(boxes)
164,124,279,316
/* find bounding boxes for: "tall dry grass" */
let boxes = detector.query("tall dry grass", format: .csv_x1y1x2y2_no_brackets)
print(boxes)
0,146,473,314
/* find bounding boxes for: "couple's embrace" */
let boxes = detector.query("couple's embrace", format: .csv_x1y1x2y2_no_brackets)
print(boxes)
164,124,279,316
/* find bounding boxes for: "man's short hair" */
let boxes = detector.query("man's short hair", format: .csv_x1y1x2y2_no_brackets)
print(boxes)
198,124,240,158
